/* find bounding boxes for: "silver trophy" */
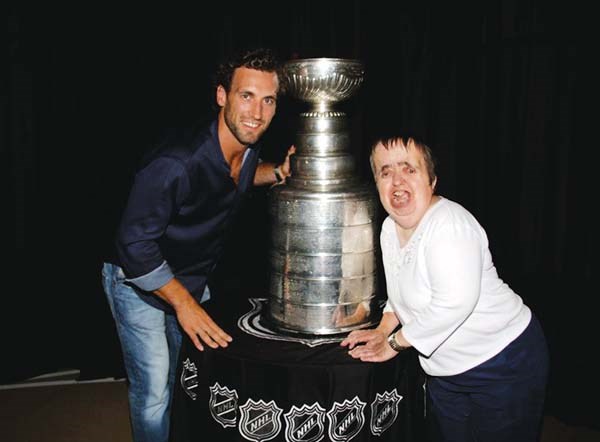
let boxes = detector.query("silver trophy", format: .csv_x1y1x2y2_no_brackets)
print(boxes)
265,58,381,335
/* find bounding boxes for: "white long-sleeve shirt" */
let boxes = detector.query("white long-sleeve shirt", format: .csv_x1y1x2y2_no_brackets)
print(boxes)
382,197,531,376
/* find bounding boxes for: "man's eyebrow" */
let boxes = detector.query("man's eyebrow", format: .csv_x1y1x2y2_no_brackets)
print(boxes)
238,89,278,101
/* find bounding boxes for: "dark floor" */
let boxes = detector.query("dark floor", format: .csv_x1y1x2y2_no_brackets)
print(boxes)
0,374,131,442
1,370,599,442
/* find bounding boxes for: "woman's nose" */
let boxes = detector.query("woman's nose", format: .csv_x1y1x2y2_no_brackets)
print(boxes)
392,170,404,185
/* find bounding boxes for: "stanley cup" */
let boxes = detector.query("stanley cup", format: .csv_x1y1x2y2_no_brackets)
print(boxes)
265,58,381,335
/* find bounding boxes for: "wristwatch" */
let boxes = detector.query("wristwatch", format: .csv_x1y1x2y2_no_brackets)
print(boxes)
273,165,285,184
387,332,409,352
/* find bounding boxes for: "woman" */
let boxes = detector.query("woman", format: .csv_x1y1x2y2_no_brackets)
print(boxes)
341,134,549,441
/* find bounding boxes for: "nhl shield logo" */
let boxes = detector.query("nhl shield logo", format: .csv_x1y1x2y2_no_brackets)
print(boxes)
239,398,283,442
209,382,239,428
284,403,326,442
180,358,199,401
326,396,366,442
370,389,402,436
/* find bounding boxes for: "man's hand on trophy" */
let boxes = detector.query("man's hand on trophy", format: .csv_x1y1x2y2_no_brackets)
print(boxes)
273,145,296,186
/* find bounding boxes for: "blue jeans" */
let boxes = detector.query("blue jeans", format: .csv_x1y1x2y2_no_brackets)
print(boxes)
102,263,182,442
426,314,549,442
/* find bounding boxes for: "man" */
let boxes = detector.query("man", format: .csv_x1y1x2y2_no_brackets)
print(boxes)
101,48,294,442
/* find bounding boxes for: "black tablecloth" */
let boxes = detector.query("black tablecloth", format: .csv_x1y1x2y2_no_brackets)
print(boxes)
169,299,426,442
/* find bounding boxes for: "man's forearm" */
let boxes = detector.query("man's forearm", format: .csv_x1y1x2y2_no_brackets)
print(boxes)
153,277,196,311
254,162,282,186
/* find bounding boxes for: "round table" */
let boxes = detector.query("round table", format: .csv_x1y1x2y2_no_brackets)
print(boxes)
169,299,426,442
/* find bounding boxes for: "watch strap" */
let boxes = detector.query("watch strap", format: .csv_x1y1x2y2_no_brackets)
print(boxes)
387,332,408,352
273,165,285,184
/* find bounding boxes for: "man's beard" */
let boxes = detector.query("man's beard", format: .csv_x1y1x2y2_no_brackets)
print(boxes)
224,108,263,146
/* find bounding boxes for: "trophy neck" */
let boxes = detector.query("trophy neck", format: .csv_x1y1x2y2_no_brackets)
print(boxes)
312,101,334,113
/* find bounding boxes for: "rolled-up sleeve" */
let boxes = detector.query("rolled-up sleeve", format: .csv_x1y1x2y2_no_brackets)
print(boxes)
116,157,190,291
126,260,174,292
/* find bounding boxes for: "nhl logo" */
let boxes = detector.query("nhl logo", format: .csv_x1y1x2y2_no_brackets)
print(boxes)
180,358,199,401
209,382,239,428
326,396,366,442
284,403,326,442
370,389,402,436
239,398,283,442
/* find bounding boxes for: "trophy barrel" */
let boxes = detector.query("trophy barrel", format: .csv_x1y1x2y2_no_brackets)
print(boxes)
266,185,379,335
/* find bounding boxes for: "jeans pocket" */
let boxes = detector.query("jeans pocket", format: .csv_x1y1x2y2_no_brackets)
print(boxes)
116,266,126,283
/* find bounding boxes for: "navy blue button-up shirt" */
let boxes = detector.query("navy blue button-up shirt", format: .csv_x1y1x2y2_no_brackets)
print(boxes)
115,119,261,312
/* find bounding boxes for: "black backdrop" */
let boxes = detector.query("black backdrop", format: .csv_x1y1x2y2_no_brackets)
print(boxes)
4,1,593,429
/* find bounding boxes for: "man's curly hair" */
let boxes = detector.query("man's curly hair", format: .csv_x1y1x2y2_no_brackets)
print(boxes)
213,47,284,95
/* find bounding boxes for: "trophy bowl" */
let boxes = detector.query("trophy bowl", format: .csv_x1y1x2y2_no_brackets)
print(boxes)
282,58,364,111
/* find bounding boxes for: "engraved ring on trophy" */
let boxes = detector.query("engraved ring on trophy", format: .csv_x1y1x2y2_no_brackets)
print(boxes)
265,58,380,335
